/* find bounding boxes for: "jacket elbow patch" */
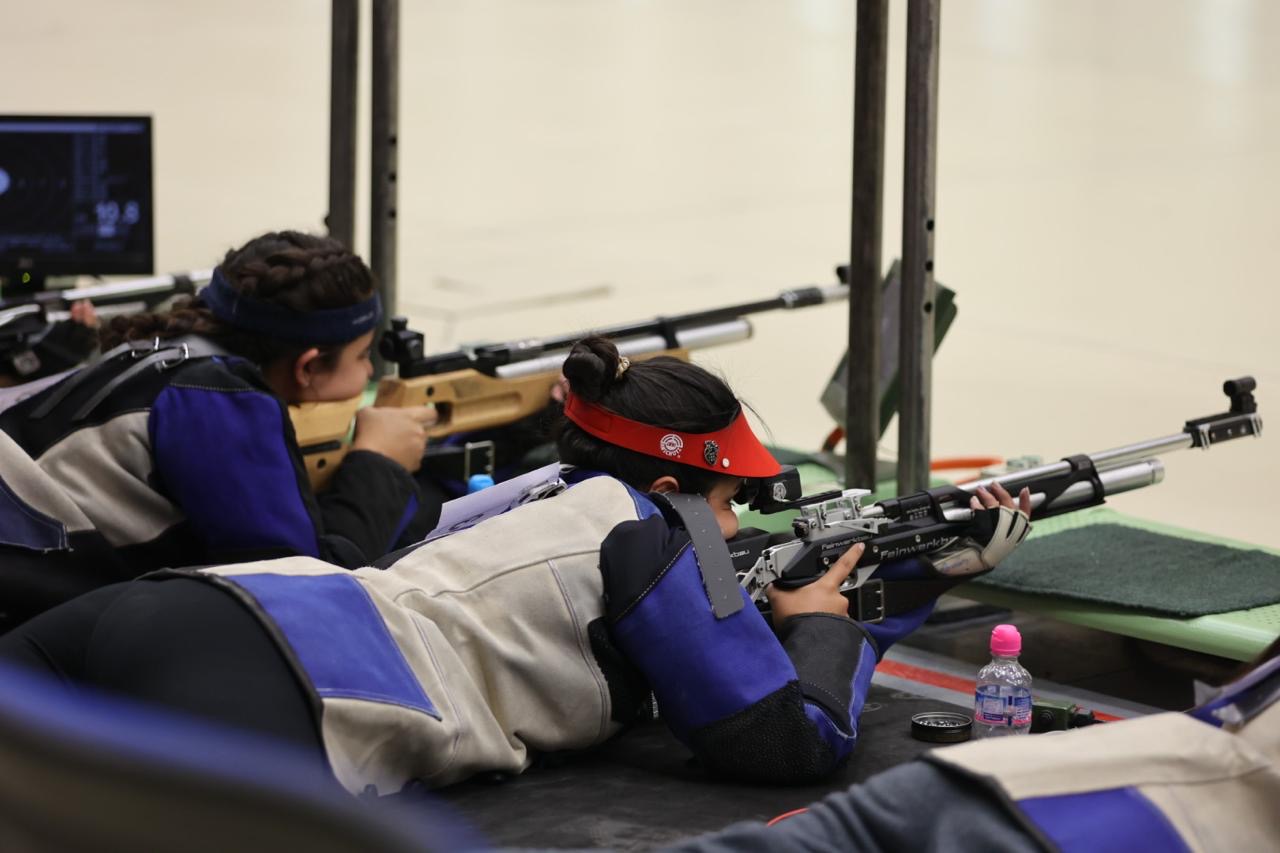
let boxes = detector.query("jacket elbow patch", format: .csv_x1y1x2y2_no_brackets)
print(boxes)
778,613,875,723
687,682,843,785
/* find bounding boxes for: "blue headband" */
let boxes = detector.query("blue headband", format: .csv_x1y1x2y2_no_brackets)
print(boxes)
200,268,383,345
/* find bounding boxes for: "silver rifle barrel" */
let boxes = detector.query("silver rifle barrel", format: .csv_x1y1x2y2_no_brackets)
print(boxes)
494,318,754,379
935,460,1166,521
59,269,214,302
857,431,1191,522
1037,458,1165,513
958,432,1193,495
0,304,42,329
859,459,1166,523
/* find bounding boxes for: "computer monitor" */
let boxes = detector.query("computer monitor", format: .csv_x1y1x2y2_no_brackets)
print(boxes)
0,115,153,294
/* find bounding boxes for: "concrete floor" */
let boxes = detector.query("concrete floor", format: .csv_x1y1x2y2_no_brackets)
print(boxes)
5,0,1278,549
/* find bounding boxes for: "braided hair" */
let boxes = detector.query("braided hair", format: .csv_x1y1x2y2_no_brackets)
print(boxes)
100,231,377,367
553,336,743,496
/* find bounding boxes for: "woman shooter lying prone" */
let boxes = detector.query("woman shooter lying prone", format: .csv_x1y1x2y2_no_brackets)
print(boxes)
0,337,1031,792
0,231,439,626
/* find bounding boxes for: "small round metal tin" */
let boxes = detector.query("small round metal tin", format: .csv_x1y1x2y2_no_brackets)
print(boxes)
911,711,973,744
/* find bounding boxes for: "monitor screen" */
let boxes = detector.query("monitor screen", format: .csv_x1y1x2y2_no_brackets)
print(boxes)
0,116,153,285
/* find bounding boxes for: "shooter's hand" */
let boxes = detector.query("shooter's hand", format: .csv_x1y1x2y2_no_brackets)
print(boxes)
766,542,865,628
550,374,570,403
69,300,99,329
963,482,1032,570
969,481,1031,516
351,406,437,473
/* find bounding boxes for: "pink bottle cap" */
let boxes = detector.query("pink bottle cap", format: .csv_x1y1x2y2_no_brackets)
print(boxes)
990,624,1022,656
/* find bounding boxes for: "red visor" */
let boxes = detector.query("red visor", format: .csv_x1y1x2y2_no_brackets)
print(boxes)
563,394,781,478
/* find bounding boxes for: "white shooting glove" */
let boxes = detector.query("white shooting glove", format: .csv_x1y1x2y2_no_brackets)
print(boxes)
927,505,1032,578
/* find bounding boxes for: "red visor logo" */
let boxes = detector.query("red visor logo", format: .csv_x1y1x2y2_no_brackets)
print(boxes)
659,434,684,457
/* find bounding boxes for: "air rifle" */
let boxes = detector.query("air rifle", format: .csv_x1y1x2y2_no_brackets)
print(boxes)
0,271,210,381
731,378,1263,619
290,282,851,490
0,270,210,316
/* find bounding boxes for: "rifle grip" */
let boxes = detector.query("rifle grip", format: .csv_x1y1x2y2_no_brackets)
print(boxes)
290,396,362,491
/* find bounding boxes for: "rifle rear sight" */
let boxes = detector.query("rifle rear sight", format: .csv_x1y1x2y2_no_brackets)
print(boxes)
737,464,895,520
379,317,543,378
791,489,876,539
379,317,443,375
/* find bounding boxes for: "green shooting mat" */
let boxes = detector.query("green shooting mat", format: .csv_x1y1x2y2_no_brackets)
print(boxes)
972,512,1280,617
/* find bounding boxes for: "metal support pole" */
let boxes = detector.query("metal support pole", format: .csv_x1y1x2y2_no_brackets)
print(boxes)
845,0,890,490
897,0,941,494
326,0,359,250
370,0,399,304
370,0,400,371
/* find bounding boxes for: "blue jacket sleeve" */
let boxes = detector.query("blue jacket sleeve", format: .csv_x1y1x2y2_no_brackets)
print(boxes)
148,365,427,568
600,514,878,784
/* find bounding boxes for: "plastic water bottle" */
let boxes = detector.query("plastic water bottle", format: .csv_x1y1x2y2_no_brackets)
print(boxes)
466,474,495,493
973,624,1033,738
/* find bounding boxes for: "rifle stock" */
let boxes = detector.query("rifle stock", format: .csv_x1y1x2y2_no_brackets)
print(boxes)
291,348,688,490
291,397,365,491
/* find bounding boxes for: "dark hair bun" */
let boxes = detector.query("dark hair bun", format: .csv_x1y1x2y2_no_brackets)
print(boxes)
562,335,621,402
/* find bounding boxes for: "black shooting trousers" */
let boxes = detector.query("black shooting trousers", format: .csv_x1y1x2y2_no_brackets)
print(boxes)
0,577,326,764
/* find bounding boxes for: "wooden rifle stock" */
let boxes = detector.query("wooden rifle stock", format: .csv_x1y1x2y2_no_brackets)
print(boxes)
290,348,688,491
289,397,364,491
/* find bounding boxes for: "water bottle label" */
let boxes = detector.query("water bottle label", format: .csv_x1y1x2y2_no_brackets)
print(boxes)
974,685,1033,726
1011,693,1032,726
975,686,1006,724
